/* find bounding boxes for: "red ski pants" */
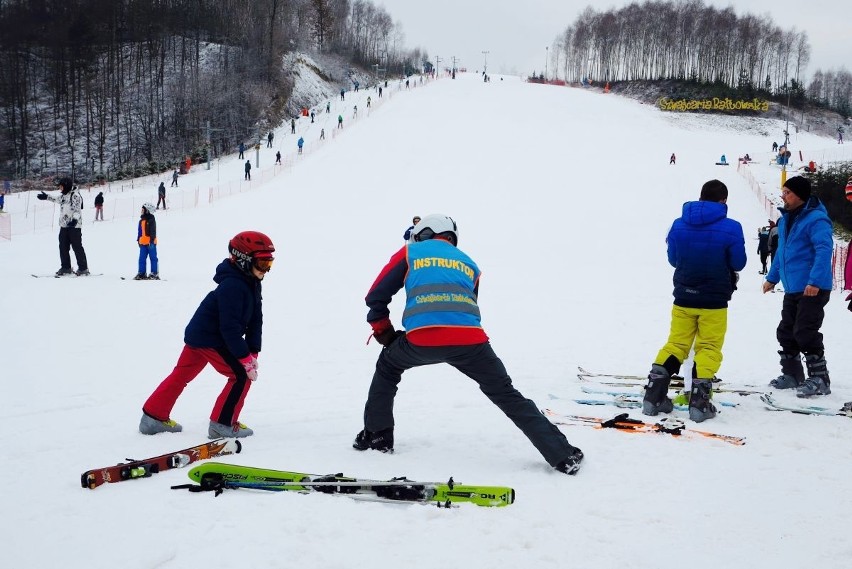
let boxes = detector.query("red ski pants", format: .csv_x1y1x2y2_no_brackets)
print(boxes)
143,345,251,426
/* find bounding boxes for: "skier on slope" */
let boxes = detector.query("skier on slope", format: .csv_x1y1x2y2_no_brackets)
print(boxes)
134,203,159,280
139,231,275,438
36,177,90,276
353,214,584,474
641,180,746,423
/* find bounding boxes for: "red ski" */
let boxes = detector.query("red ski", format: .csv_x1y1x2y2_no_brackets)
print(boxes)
81,438,242,489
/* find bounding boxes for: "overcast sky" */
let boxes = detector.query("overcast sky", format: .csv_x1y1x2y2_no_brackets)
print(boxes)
381,0,848,79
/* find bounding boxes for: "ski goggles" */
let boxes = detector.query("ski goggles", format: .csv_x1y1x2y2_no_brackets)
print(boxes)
252,255,274,273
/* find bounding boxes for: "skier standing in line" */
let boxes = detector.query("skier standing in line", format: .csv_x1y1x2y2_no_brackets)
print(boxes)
157,181,167,210
353,214,584,474
36,177,90,276
763,176,834,397
139,231,275,438
641,180,746,423
93,191,104,221
135,203,159,280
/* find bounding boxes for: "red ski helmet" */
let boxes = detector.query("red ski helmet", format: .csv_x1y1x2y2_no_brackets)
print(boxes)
229,231,276,275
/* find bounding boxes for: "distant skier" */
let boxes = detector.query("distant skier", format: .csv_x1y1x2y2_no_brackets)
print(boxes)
337,115,343,129
135,203,159,280
94,191,104,221
171,169,179,187
267,131,274,148
669,153,676,165
36,177,90,276
757,225,771,274
297,137,304,154
244,160,251,181
157,182,167,210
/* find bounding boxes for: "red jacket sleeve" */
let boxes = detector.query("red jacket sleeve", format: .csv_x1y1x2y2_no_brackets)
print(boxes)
365,247,408,328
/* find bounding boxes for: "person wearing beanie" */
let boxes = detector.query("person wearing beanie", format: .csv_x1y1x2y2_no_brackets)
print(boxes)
36,177,90,276
763,176,834,397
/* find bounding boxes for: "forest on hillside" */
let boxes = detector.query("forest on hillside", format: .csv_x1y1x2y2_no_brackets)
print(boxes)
0,0,429,182
548,0,851,116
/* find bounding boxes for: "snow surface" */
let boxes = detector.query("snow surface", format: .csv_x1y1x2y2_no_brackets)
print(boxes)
2,73,852,569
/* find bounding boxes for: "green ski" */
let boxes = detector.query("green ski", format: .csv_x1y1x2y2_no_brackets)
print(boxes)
178,462,515,507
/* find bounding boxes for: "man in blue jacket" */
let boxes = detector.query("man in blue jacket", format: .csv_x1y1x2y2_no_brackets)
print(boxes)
763,176,833,397
642,180,747,422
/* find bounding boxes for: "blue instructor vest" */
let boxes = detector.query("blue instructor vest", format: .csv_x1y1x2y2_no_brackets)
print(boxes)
402,240,482,332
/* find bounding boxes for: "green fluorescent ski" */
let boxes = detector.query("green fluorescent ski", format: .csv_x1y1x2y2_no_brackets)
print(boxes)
187,462,515,507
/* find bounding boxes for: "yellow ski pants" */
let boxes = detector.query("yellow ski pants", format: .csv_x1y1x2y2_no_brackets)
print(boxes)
654,305,728,379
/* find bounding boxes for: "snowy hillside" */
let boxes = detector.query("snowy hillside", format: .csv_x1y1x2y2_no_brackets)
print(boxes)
2,73,852,569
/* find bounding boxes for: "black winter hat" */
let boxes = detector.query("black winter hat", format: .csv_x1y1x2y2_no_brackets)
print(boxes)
784,176,811,201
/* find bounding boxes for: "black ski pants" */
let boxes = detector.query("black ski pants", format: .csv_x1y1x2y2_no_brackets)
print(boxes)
362,337,577,467
777,290,830,356
58,227,88,271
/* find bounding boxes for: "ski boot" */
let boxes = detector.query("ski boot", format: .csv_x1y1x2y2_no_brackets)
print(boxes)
139,412,183,435
208,421,254,438
688,379,717,423
797,353,831,397
55,267,74,277
352,428,394,453
555,446,584,475
133,273,147,280
642,364,674,416
769,351,804,389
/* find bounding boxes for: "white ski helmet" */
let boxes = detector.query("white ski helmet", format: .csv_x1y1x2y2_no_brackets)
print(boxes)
410,214,458,246
142,202,156,214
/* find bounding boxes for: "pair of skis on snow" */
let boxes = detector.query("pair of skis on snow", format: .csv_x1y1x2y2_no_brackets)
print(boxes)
574,366,852,418
80,440,513,508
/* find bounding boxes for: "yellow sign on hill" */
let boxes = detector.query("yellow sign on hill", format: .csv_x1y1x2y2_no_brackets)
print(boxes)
658,97,769,112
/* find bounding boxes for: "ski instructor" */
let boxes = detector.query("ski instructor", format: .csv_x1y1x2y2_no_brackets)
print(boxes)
37,177,90,276
354,214,584,474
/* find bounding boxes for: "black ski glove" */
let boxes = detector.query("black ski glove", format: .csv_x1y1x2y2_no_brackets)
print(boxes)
374,327,405,347
37,192,48,200
67,219,77,228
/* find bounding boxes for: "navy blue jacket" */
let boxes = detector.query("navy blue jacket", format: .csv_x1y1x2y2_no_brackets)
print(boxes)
184,260,263,358
667,201,747,309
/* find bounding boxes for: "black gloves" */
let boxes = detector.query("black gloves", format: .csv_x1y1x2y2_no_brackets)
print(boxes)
37,192,48,200
374,327,405,347
67,219,77,228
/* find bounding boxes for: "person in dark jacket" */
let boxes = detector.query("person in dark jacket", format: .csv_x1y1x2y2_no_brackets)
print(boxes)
353,214,584,475
642,180,746,423
403,215,421,240
763,176,834,397
157,182,166,210
94,191,104,221
139,231,275,438
238,142,245,159
37,177,90,276
757,225,771,274
135,203,159,280
244,160,251,180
